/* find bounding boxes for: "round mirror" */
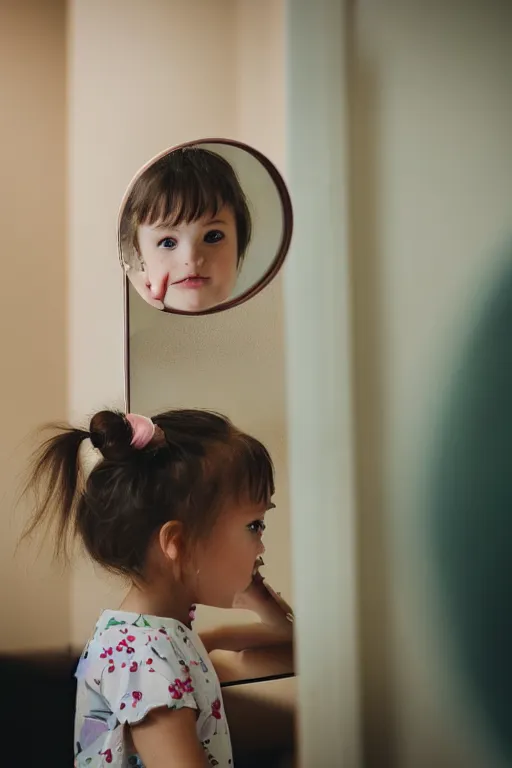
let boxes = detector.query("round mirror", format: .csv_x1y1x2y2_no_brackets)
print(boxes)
118,138,293,315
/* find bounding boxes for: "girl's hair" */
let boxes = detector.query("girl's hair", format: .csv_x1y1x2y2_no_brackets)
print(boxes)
21,409,274,578
120,148,252,269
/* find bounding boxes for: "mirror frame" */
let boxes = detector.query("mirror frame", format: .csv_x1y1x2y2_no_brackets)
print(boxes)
118,137,293,330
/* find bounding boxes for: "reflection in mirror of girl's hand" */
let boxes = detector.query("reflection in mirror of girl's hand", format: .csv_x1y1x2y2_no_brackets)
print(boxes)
125,264,164,310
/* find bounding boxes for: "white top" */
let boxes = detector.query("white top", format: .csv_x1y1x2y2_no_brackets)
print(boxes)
74,609,233,767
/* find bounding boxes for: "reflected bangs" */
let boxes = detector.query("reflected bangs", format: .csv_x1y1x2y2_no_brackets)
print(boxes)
134,166,233,230
119,149,252,266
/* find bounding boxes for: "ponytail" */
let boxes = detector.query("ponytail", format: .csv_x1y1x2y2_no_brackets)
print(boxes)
20,424,89,559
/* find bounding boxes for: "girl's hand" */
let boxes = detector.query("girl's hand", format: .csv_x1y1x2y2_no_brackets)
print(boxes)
232,569,269,610
233,562,294,638
199,562,294,655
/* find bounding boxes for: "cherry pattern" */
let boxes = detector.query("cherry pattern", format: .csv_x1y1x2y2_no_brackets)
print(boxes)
168,664,195,699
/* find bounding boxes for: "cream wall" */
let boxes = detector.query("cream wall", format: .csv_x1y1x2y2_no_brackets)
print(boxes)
68,0,287,647
0,0,69,652
351,1,512,766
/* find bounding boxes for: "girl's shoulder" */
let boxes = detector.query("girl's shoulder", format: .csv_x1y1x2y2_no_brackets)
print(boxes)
76,610,210,681
92,609,188,645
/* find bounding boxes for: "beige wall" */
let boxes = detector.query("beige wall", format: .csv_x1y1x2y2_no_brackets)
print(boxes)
0,0,69,651
68,0,287,646
351,1,512,766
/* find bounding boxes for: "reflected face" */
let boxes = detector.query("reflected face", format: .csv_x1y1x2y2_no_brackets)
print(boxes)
136,205,239,313
192,500,272,609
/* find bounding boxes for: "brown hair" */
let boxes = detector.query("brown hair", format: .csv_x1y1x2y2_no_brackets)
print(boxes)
21,409,274,578
119,148,252,269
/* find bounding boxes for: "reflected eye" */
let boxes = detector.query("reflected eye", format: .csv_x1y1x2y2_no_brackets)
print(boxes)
247,520,266,535
157,237,177,249
204,230,224,244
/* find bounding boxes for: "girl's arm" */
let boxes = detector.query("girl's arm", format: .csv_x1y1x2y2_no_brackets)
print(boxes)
201,622,291,654
200,574,294,654
131,706,207,767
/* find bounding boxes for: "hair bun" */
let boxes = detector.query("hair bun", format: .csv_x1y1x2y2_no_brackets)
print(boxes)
89,410,133,462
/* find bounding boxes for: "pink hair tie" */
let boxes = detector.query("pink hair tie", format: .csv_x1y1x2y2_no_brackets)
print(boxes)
126,413,156,449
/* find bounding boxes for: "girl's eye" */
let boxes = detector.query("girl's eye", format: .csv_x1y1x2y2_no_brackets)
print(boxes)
158,237,177,249
248,520,266,535
204,229,224,244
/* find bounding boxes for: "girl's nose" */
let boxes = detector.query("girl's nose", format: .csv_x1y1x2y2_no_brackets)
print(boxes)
183,243,205,268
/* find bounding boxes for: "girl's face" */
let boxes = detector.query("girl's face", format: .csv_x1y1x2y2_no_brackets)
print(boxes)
136,205,239,313
191,499,271,609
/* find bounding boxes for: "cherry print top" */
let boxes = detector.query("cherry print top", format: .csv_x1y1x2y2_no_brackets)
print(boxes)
74,610,232,767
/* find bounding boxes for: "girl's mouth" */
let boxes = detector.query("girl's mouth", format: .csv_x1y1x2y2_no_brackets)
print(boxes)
172,275,210,289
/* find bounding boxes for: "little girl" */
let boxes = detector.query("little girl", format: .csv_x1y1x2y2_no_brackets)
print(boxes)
23,408,293,767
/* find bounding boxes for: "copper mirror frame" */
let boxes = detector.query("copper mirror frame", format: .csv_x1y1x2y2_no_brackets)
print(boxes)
119,137,293,312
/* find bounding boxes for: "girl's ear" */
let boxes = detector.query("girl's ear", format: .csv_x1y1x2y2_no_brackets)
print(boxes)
158,520,185,562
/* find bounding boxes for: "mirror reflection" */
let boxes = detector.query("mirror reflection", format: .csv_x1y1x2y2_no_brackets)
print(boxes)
119,140,292,315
